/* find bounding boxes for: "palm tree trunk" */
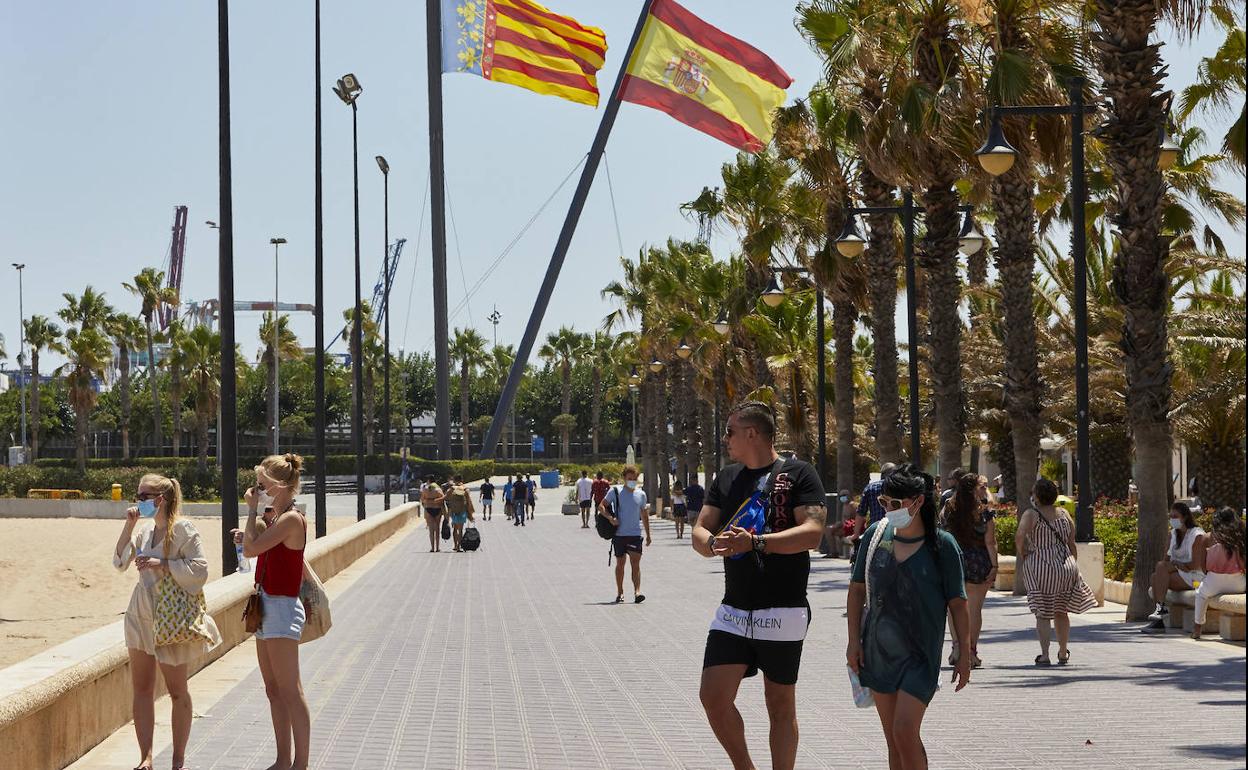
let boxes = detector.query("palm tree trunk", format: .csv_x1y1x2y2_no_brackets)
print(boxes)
197,408,210,473
642,373,659,500
30,353,42,460
682,361,700,485
861,169,904,464
461,362,470,460
75,407,88,475
918,185,967,475
170,368,183,457
1094,0,1172,618
561,363,572,462
119,344,132,460
365,368,376,456
698,381,715,488
266,348,276,457
833,299,857,493
992,165,1044,505
590,367,602,461
146,322,163,456
659,362,673,505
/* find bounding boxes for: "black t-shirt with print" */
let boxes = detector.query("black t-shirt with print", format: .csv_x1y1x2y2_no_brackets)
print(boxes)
705,457,826,610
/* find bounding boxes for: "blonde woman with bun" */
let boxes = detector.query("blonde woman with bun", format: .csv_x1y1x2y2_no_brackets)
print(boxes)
233,453,312,770
113,473,221,770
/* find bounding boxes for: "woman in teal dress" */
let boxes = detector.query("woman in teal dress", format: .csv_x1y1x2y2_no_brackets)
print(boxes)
847,464,971,770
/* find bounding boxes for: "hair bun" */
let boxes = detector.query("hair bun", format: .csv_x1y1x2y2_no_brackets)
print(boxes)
284,453,303,473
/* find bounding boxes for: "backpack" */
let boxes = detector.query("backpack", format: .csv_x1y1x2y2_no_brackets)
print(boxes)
446,485,469,514
461,524,481,551
595,488,621,540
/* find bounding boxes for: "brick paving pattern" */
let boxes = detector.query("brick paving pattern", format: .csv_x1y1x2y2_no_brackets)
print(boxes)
167,495,1246,769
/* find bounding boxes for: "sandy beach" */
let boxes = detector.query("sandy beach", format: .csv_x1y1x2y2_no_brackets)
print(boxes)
0,516,355,669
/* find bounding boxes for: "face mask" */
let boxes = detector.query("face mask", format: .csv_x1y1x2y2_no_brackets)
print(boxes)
1030,496,1039,509
625,480,638,490
885,505,913,529
1169,518,1183,530
257,488,276,510
138,499,158,518
839,495,849,504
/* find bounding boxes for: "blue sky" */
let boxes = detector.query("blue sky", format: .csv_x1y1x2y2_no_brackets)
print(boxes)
0,1,1241,375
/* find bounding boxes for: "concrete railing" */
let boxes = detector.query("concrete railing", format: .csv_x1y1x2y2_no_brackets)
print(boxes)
0,503,419,770
0,498,259,520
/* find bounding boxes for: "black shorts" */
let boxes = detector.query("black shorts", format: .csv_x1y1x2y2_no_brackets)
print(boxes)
579,500,592,510
703,623,808,686
612,536,643,557
672,503,687,519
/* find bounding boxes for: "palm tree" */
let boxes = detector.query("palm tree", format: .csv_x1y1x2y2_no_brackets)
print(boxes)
59,287,113,474
484,344,517,458
449,327,489,459
342,302,384,454
259,312,303,453
742,294,819,459
163,319,191,457
123,268,178,456
539,326,590,461
181,325,224,473
586,332,621,461
23,315,64,460
104,313,145,459
1177,5,1246,171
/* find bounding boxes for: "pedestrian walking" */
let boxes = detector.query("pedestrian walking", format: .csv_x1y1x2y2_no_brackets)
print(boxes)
1141,500,1207,632
825,489,856,559
512,475,529,526
847,463,971,770
691,401,826,770
1017,477,1097,660
685,476,705,531
479,478,495,521
598,465,651,603
940,472,998,668
576,470,595,529
503,475,514,519
444,475,476,552
527,474,537,518
113,473,221,770
1192,507,1247,639
420,475,446,552
235,454,313,770
859,463,897,527
671,480,689,539
591,471,611,513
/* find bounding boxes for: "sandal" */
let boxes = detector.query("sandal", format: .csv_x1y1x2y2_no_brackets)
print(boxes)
1034,654,1052,667
613,595,624,604
635,594,646,604
1057,650,1070,665
970,648,983,669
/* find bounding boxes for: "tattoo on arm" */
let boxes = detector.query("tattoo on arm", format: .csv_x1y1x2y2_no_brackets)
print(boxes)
803,504,827,526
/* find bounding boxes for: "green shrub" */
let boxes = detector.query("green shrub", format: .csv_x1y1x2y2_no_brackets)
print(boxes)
993,512,1018,556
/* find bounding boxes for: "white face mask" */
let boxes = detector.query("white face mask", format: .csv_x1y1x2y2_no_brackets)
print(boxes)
625,479,638,490
1169,517,1183,530
885,506,914,529
257,489,275,510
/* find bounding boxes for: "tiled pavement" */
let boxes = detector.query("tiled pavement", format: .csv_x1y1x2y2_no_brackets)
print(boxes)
164,495,1245,769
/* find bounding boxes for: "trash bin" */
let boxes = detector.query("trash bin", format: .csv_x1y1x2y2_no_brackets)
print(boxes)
112,483,123,501
539,470,560,489
407,487,421,503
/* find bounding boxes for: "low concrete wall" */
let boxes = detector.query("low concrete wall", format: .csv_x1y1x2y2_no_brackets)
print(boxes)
0,503,419,770
0,499,258,520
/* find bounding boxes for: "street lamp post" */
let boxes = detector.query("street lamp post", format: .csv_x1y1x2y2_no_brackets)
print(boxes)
973,75,1132,542
12,263,27,459
217,0,240,575
376,154,392,510
313,0,327,538
836,197,984,470
334,73,366,521
269,237,286,455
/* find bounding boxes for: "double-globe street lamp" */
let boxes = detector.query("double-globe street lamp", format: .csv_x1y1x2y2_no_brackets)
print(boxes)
835,199,987,470
334,72,367,521
973,75,1173,541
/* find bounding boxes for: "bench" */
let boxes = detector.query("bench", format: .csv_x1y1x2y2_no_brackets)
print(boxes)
26,489,85,500
1164,589,1247,641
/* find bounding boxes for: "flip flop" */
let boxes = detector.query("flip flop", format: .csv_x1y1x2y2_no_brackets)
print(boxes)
613,595,624,604
1057,650,1070,665
1034,655,1052,667
635,595,646,604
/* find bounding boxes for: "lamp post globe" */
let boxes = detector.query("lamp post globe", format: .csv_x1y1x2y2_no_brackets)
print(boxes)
957,212,988,256
834,216,866,258
976,115,1019,176
712,310,731,337
649,358,665,374
761,273,785,308
676,339,693,359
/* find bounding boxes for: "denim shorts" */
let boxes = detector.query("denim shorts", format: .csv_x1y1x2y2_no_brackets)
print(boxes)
255,588,305,641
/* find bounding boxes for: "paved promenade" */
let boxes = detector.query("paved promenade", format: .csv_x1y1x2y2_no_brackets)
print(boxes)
104,488,1244,768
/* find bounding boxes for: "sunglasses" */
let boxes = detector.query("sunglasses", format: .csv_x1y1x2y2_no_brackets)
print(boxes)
136,492,162,502
878,495,913,510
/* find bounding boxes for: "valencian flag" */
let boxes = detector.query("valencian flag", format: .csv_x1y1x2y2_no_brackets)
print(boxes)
441,0,608,107
619,0,792,152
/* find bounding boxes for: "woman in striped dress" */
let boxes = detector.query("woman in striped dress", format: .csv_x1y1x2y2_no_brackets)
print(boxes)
1018,477,1096,666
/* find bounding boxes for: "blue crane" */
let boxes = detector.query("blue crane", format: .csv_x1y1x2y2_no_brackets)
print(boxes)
328,238,406,350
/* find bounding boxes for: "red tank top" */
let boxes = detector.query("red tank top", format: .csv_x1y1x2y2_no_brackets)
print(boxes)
256,510,306,597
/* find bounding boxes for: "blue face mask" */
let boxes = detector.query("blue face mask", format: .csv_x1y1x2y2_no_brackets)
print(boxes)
138,499,159,518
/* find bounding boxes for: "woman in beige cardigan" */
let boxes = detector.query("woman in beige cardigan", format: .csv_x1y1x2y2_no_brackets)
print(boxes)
113,474,221,770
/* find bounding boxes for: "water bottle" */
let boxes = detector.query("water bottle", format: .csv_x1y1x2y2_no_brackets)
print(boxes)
848,666,874,708
236,543,251,573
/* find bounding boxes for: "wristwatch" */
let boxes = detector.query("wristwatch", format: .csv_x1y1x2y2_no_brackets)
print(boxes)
752,534,766,555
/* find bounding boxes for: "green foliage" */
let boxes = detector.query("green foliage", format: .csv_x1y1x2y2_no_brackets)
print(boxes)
994,512,1018,556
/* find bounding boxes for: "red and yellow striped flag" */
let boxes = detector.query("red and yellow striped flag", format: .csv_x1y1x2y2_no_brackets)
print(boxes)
442,0,608,107
618,0,792,152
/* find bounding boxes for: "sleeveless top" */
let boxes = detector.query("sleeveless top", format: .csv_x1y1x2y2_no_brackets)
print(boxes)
1206,542,1246,575
256,509,306,597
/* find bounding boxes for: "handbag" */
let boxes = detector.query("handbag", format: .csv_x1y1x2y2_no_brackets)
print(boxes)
441,517,452,540
852,520,889,709
242,552,265,634
151,532,213,646
299,561,333,644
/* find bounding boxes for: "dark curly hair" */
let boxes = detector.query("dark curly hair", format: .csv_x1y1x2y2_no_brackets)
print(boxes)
944,472,983,549
882,463,941,555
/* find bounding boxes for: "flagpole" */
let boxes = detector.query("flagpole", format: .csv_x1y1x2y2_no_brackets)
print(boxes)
479,0,656,460
427,0,452,460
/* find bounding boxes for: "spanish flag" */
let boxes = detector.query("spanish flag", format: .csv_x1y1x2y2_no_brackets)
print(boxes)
441,0,608,107
619,0,792,152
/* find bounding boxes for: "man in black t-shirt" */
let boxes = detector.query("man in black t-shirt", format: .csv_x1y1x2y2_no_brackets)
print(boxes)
479,480,495,521
691,401,826,770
